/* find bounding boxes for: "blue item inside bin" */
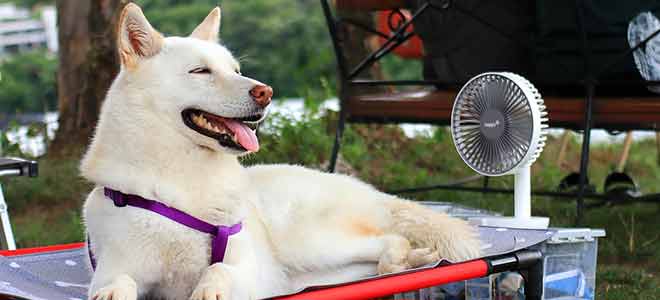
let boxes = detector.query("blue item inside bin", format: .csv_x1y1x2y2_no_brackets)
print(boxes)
544,269,594,300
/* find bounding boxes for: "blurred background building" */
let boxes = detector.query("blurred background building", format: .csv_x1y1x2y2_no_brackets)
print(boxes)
0,3,57,57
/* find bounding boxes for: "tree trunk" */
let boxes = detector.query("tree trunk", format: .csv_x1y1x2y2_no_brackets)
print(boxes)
50,0,129,156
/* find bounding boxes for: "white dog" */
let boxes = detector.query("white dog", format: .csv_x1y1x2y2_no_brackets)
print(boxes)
81,4,480,300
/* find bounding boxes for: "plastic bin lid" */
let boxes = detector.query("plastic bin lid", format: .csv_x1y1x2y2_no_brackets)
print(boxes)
548,228,606,244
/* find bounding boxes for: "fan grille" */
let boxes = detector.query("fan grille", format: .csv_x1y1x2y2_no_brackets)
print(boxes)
452,73,536,175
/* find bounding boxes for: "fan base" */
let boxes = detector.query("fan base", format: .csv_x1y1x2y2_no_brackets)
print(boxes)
469,216,549,230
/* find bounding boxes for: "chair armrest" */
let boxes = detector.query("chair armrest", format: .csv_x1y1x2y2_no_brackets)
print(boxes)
0,157,38,177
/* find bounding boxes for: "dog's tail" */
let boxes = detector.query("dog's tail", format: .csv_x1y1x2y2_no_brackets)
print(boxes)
385,198,481,262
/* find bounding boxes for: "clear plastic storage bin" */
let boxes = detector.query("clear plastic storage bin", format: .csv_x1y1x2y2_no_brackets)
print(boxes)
382,228,604,300
533,228,604,300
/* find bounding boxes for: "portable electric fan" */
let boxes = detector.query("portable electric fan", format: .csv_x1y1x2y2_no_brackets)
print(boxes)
451,72,549,229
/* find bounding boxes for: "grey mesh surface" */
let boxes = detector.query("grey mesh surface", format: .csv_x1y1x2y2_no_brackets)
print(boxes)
0,226,554,300
0,248,89,300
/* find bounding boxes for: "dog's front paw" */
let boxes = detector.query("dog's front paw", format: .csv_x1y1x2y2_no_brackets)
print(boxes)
190,264,232,300
92,286,135,300
407,247,440,268
190,283,227,300
377,235,411,274
91,275,137,300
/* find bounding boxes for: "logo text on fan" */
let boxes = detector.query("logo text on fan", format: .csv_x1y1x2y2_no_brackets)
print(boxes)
484,120,500,128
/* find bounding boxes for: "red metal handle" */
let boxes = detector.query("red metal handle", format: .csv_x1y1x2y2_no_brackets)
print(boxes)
0,242,85,256
274,259,489,300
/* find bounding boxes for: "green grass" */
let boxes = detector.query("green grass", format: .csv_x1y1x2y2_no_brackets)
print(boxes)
2,108,659,298
597,265,660,300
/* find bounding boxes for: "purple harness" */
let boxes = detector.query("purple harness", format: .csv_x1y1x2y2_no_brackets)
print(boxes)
89,188,242,269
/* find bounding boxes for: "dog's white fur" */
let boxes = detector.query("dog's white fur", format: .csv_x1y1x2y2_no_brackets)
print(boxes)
81,4,480,300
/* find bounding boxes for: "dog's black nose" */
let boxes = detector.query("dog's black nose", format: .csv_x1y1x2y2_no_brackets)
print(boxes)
250,85,273,108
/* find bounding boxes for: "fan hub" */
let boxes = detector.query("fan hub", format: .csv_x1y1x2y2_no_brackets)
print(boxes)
480,109,506,141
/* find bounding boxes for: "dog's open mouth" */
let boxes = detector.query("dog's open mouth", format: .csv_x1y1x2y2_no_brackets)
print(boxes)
182,108,264,152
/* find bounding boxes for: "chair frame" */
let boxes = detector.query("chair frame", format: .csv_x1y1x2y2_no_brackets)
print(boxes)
0,157,38,250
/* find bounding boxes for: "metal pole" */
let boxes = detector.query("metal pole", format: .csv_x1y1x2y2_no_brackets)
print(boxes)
320,0,349,78
274,259,491,300
390,183,609,200
575,0,594,226
328,108,347,173
576,83,594,226
482,176,490,194
0,184,16,250
320,0,347,173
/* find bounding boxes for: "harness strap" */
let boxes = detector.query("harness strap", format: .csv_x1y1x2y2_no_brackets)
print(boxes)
99,188,242,265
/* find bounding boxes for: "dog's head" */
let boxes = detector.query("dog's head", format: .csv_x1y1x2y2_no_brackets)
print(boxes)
116,4,272,155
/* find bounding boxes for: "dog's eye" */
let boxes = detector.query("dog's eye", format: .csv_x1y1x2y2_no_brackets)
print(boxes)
235,69,241,75
189,67,211,74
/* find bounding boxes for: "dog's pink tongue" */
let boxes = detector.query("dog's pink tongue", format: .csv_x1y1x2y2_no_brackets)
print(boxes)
221,118,259,152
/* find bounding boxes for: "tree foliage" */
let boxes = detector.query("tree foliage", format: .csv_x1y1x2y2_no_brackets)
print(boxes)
133,0,336,98
0,50,57,113
5,0,422,113
0,0,52,7
9,0,335,102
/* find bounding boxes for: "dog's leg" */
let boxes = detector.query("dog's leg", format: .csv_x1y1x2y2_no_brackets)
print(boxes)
406,247,441,268
375,234,439,274
87,249,155,300
190,262,259,300
386,198,481,262
376,234,411,274
190,234,259,300
189,263,233,300
287,221,440,277
90,274,138,300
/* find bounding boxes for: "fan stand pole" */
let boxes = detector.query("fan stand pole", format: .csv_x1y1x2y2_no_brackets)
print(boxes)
514,167,532,219
512,167,549,229
471,167,549,229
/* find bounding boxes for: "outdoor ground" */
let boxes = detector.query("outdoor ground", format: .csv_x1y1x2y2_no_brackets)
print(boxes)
1,108,659,299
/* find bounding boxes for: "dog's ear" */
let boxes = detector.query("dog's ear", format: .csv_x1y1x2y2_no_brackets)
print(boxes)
117,3,163,68
190,7,221,42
